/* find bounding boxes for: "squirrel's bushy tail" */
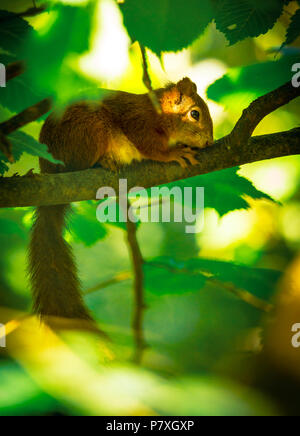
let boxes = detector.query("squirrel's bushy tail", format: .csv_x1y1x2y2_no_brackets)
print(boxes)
29,205,91,320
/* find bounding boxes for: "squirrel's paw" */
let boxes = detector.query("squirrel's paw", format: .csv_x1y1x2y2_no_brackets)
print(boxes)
171,146,198,168
25,168,40,178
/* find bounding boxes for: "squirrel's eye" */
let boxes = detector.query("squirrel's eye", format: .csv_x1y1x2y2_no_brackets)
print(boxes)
190,110,200,121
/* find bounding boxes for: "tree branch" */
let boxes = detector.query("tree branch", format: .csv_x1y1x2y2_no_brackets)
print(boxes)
6,61,25,82
0,128,299,208
230,81,300,146
0,131,13,163
0,98,52,136
17,5,48,18
139,42,162,114
124,202,147,364
84,271,132,295
0,80,299,208
0,4,49,20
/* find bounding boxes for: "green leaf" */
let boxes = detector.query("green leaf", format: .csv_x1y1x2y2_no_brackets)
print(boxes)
0,362,58,416
147,256,281,301
148,376,276,416
8,131,64,165
214,0,283,45
207,55,299,104
283,9,300,46
157,167,273,217
200,168,274,216
186,257,281,301
0,10,33,55
0,134,24,174
0,159,9,175
0,218,26,238
22,3,94,99
71,202,108,246
144,261,207,295
120,0,214,55
0,54,44,113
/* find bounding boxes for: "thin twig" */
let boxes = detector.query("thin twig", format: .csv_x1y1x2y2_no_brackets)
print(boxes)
0,98,52,136
147,261,273,313
84,271,132,295
230,81,300,147
6,61,25,82
18,6,47,17
138,42,162,114
0,131,13,162
124,200,147,364
0,4,48,21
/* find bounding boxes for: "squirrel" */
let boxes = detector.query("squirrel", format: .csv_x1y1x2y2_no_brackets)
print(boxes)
28,77,213,321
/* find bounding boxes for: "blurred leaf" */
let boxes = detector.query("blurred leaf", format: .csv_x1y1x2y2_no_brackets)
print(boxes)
214,0,283,45
121,0,214,55
0,135,23,174
147,256,281,301
144,261,207,295
0,361,58,416
159,167,273,217
207,55,299,104
283,8,300,46
147,376,277,416
0,54,43,113
8,131,64,165
0,159,9,175
200,168,274,216
186,257,281,301
71,202,108,246
23,3,94,101
0,10,33,55
96,199,141,232
0,218,25,238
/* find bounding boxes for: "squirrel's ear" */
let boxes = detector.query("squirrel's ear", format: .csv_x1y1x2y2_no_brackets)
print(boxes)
160,85,182,111
176,77,197,96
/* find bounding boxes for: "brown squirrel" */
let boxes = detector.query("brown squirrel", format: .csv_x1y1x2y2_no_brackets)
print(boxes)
29,77,213,320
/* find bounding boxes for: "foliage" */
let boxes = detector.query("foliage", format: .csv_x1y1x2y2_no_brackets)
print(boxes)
214,0,284,46
207,54,300,104
164,167,274,217
121,0,214,56
120,0,286,53
284,8,300,46
0,0,300,417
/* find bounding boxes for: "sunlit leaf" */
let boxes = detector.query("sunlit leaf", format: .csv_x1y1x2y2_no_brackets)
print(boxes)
0,54,43,113
8,131,64,164
207,55,299,104
0,159,9,175
0,362,58,417
0,10,33,55
214,0,283,45
146,256,281,301
144,261,207,295
120,0,214,55
208,54,299,101
71,202,108,246
156,167,273,217
22,3,94,101
283,8,300,46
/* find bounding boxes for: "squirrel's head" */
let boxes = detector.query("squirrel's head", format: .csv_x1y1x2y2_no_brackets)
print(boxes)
158,77,213,149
